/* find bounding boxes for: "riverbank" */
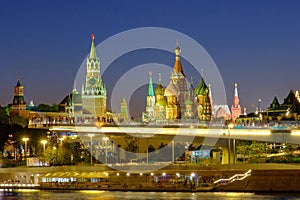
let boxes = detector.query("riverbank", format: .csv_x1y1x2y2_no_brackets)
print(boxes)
1,163,300,192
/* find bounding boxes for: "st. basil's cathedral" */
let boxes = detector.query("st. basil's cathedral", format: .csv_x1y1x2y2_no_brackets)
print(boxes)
142,43,212,122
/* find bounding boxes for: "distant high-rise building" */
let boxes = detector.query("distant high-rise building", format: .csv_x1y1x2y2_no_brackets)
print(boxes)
81,34,107,120
231,83,241,121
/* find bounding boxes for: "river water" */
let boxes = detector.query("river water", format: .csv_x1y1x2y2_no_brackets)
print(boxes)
1,190,300,200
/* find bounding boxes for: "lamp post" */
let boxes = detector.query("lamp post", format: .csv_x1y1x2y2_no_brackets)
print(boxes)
41,140,47,153
59,136,66,145
103,137,109,164
88,134,95,166
258,98,261,113
104,137,109,163
227,123,234,166
41,140,47,166
22,138,29,162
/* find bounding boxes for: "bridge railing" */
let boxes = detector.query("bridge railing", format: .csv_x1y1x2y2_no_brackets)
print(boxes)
213,169,251,186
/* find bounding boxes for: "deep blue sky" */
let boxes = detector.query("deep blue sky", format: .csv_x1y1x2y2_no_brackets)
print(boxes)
1,0,300,116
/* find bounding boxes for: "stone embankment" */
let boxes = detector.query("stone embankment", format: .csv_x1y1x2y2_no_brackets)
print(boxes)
216,169,300,192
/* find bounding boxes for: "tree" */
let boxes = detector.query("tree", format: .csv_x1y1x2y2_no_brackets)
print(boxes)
42,138,84,166
125,136,139,153
236,141,251,163
0,107,9,124
248,141,267,163
10,116,28,128
37,104,59,112
148,144,155,153
158,142,167,149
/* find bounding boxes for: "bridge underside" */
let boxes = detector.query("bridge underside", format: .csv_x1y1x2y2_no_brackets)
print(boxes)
47,126,300,165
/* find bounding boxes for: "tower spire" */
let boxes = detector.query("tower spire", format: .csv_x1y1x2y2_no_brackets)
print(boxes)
89,33,97,59
231,82,241,121
234,83,238,97
173,42,184,74
148,71,154,96
233,83,239,107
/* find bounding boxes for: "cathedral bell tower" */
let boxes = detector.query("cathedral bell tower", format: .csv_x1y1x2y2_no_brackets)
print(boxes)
170,43,189,114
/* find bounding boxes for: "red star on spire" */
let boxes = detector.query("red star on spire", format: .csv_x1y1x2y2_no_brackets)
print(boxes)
91,33,95,40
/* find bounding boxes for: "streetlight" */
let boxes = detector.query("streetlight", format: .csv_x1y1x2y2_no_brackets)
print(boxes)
227,123,234,166
258,98,261,113
22,138,29,161
59,136,66,145
41,140,47,153
41,140,47,166
103,137,109,164
88,134,95,166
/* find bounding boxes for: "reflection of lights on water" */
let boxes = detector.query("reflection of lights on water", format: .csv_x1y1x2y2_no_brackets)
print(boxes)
13,189,39,193
79,190,106,194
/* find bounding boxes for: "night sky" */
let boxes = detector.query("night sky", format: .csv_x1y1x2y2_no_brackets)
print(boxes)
1,0,300,117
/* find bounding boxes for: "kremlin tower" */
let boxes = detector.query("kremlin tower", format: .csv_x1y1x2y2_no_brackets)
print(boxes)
12,80,26,110
81,34,107,121
10,79,28,118
231,83,241,121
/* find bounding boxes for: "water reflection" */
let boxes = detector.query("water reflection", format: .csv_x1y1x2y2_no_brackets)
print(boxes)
0,190,300,200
